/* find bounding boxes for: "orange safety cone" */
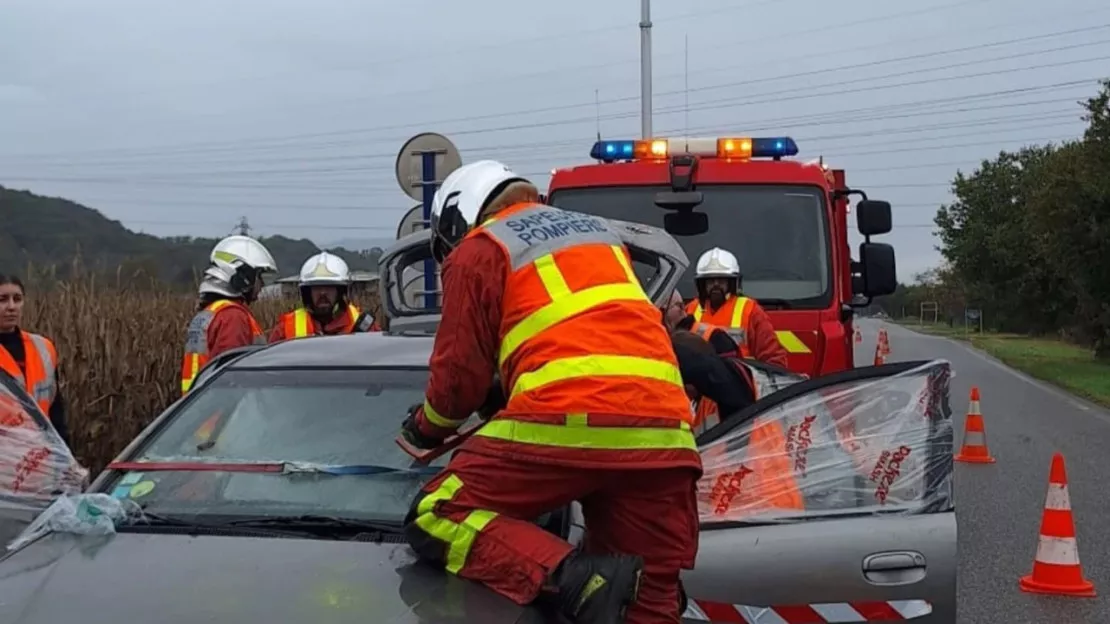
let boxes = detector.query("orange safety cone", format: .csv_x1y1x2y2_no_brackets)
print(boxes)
955,387,996,463
872,344,885,366
879,329,891,355
854,328,862,344
1019,453,1096,597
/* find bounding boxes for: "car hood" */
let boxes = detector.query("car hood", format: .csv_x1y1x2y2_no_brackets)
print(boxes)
0,531,542,624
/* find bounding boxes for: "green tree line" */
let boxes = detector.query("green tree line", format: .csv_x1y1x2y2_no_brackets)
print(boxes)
877,80,1110,358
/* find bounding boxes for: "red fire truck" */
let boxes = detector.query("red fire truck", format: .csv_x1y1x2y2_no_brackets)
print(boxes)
545,136,896,377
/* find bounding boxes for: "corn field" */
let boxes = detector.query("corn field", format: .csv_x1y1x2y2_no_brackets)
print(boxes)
19,268,381,475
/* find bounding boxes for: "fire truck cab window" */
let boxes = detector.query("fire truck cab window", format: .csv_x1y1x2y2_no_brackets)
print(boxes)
548,184,832,308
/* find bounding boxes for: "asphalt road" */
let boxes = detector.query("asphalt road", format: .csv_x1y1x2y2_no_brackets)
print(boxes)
854,319,1109,624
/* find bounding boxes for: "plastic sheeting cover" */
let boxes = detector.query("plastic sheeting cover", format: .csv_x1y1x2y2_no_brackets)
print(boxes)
697,360,953,524
0,376,88,514
7,493,140,551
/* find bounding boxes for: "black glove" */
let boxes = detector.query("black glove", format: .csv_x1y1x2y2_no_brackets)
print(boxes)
400,403,442,450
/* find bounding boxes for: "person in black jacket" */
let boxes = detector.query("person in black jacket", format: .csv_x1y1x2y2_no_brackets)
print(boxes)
669,329,755,420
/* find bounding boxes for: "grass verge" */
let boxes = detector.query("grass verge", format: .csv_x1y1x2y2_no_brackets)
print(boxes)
895,321,1110,408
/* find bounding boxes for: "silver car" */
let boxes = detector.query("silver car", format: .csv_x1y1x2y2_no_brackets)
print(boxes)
0,221,957,623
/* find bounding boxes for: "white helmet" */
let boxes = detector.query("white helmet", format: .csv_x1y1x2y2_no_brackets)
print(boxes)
298,251,350,287
297,251,351,310
430,160,529,263
198,235,278,300
695,247,741,279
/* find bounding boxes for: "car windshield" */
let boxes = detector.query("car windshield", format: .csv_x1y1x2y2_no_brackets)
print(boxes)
103,368,444,524
548,184,831,307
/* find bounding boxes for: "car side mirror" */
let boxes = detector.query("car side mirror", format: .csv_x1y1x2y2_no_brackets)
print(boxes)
856,199,892,236
663,211,709,236
857,242,897,297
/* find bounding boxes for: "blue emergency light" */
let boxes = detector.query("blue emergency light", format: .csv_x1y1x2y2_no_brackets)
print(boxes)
589,136,799,162
590,140,636,161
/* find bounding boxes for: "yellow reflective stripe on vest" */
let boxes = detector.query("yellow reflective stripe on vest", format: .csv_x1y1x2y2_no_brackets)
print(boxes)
693,304,703,322
610,245,638,282
775,331,812,353
475,417,697,452
422,400,462,430
414,475,498,574
511,354,683,397
182,355,201,393
730,297,749,328
293,309,312,337
498,283,648,366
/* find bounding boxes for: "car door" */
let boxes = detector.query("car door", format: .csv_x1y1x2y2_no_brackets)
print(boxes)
683,360,956,623
0,370,87,545
377,217,690,327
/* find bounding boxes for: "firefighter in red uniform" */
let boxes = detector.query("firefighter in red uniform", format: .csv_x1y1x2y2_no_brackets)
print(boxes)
684,247,789,368
269,251,379,342
400,160,701,624
180,235,276,394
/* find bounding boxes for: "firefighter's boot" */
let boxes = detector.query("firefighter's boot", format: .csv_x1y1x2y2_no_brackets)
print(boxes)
547,551,644,623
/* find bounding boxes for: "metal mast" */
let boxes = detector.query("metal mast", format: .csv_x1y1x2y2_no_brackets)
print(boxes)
639,0,653,138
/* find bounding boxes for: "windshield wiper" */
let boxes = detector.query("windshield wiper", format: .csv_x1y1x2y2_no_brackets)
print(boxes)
219,514,404,536
118,510,313,538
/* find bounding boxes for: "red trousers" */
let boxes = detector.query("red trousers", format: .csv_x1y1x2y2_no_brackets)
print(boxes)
405,450,700,624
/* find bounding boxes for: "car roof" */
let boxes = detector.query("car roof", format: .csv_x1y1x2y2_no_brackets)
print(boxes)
228,332,434,370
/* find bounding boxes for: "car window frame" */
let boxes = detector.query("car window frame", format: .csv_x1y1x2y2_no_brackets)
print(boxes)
696,359,954,531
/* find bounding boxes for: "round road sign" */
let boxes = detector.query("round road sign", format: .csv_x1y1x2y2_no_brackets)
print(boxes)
394,132,462,201
396,203,428,239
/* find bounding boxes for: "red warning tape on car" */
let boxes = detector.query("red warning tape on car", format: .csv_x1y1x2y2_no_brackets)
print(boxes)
683,599,932,622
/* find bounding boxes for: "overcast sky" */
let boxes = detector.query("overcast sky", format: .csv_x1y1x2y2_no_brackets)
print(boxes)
1,0,1107,281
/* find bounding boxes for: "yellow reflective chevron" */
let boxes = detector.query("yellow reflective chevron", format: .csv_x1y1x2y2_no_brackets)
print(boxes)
413,475,498,574
775,330,812,354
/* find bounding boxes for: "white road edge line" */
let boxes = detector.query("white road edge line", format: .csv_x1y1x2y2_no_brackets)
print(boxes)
886,322,1110,427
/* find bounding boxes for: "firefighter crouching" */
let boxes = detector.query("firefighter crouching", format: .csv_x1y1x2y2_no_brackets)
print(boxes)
399,160,701,624
180,236,276,395
685,247,789,368
0,274,69,445
269,251,379,342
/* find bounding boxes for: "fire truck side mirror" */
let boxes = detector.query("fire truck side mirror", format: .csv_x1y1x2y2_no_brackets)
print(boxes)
856,199,892,236
857,242,897,298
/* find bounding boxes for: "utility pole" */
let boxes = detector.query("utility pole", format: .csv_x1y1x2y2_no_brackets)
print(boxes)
639,0,653,138
234,216,251,236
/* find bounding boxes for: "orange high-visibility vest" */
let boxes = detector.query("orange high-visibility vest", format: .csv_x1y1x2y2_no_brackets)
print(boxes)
686,296,754,357
279,304,361,339
424,203,695,455
0,331,57,416
180,299,263,395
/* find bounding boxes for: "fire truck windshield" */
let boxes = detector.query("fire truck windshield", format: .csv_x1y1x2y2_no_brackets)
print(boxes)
548,184,832,308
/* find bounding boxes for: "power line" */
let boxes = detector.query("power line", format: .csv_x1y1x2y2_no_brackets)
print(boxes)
9,99,1081,177
6,74,1101,182
55,0,1013,117
6,22,1104,162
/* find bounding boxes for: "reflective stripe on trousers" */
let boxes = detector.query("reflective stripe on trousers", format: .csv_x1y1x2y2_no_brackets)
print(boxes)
412,474,498,574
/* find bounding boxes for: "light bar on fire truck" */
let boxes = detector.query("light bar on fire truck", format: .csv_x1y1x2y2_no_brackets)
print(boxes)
589,136,799,163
